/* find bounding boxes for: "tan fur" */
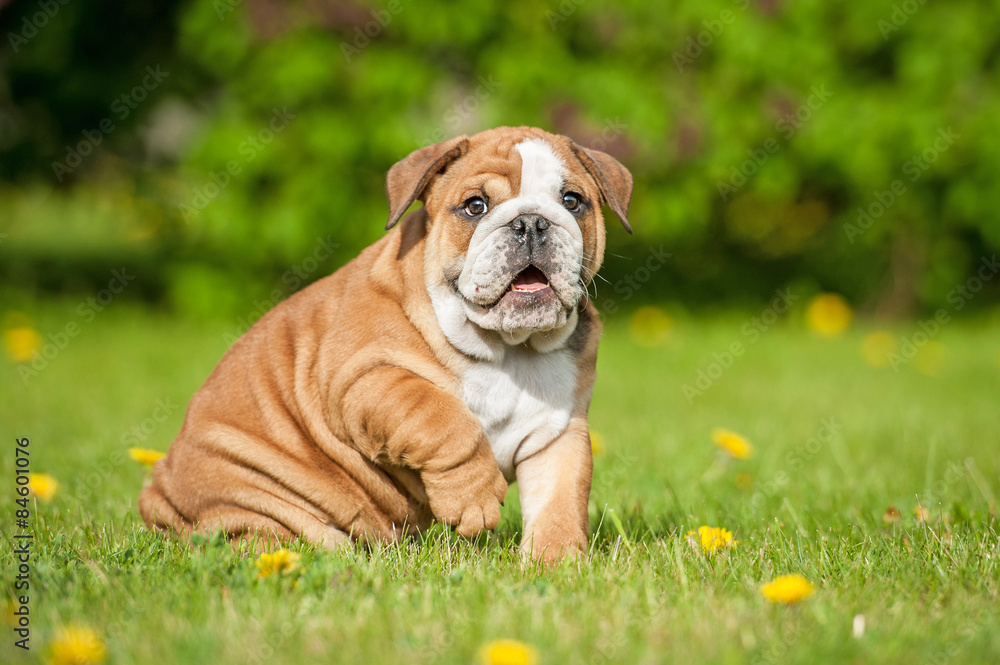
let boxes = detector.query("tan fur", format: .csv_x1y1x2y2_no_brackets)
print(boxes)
140,126,631,560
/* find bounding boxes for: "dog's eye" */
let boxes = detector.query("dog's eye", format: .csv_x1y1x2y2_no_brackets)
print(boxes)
462,197,488,217
562,192,583,212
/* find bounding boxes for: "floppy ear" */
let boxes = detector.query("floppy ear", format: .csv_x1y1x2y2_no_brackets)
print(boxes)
570,143,634,234
385,135,470,230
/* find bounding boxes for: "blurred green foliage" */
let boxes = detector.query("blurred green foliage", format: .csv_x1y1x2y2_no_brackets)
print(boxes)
1,0,999,317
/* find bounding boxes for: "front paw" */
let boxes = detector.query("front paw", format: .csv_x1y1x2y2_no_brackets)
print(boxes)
423,447,508,538
521,527,588,564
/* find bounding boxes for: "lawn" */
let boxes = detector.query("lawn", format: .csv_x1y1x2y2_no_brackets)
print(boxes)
2,300,999,664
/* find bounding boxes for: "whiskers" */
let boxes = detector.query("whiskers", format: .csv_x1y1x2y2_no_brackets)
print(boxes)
578,249,607,302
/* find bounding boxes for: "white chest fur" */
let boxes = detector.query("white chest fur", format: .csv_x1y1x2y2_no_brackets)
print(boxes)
461,347,576,481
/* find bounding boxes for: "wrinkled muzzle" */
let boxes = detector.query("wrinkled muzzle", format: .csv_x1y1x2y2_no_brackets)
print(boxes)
456,212,584,336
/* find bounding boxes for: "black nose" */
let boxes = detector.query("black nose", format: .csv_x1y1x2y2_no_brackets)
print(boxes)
509,214,550,245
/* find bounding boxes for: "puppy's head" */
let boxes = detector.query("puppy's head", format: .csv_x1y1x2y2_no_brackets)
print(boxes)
386,126,632,345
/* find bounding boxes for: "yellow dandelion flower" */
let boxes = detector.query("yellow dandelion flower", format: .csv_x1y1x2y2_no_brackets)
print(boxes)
628,305,673,347
128,447,166,466
861,331,897,368
686,525,738,554
3,325,41,362
256,549,301,578
711,428,754,460
914,505,930,523
478,639,538,665
761,574,814,604
589,429,605,456
805,293,852,337
913,341,946,377
28,473,58,502
46,625,106,665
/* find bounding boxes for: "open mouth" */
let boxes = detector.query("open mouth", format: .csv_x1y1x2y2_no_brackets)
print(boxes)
466,265,557,310
508,265,551,294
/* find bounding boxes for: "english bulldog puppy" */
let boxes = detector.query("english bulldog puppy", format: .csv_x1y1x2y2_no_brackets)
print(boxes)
140,126,632,562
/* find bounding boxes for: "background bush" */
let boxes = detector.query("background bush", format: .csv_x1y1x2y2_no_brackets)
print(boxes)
1,0,998,317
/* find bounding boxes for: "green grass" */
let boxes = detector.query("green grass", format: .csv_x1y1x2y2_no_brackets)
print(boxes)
2,301,999,664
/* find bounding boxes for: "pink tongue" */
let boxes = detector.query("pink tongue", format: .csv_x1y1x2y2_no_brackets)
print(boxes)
511,267,548,293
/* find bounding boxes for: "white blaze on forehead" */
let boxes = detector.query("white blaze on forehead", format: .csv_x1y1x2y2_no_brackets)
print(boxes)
515,138,566,201
444,135,587,352
460,138,583,278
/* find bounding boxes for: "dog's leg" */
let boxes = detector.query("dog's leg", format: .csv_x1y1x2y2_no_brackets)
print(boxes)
515,417,592,563
340,366,508,538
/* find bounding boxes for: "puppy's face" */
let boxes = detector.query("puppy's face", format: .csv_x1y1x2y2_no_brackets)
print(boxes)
387,127,632,343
